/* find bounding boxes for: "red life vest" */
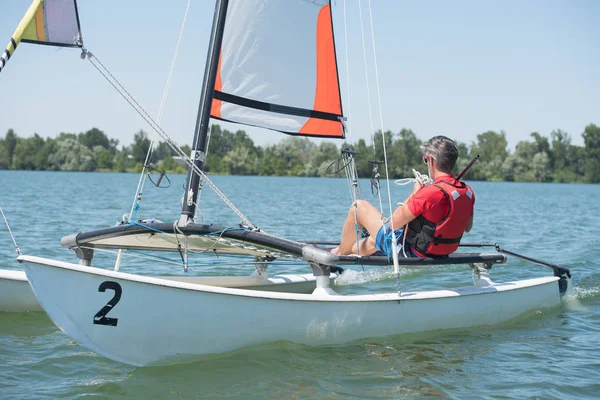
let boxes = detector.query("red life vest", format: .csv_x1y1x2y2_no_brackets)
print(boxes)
405,180,474,257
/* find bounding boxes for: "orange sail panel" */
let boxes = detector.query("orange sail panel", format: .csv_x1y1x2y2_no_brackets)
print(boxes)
210,0,344,139
299,4,343,137
210,53,223,119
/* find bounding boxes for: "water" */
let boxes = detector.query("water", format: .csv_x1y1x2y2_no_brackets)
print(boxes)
1,171,599,399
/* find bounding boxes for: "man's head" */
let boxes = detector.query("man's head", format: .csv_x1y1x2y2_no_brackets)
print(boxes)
421,136,458,174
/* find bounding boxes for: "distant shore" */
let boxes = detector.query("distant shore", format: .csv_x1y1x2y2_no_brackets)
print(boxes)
1,123,599,183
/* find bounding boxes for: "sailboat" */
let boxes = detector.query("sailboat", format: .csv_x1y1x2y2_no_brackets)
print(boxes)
0,0,83,312
0,0,338,312
10,0,572,366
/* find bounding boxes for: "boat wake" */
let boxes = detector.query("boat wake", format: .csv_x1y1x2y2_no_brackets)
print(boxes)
571,273,600,301
334,267,415,286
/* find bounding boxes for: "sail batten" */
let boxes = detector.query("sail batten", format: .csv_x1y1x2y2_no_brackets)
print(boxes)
211,0,345,139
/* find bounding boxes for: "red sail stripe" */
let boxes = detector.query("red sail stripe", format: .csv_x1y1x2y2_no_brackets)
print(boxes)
299,4,343,138
210,52,223,119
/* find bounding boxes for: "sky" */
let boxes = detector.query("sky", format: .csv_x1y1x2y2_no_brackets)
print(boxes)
0,0,598,152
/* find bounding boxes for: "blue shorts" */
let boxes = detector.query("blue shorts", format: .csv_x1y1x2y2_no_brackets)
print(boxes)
375,222,415,258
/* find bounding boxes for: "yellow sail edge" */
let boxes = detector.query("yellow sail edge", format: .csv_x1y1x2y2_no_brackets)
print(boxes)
0,0,44,72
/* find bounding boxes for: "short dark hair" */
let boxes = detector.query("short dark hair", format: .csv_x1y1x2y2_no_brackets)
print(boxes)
422,136,458,173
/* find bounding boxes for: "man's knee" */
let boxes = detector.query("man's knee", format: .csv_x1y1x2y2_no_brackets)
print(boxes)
350,199,368,211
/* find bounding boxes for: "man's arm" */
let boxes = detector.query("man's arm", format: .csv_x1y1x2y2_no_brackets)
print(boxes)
389,180,422,229
390,203,418,229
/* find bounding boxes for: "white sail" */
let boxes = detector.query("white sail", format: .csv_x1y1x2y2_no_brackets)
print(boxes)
211,0,345,138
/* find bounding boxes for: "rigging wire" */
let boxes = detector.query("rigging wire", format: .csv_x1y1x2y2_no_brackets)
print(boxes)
194,125,212,224
341,0,356,204
108,1,191,271
81,51,255,230
342,0,353,140
340,1,365,258
0,202,21,256
364,0,402,291
357,0,384,215
128,0,192,222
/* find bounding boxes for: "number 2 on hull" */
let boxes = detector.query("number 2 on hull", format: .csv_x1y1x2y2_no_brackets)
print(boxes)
93,281,122,327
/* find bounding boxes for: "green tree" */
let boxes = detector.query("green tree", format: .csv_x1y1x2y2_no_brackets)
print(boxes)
35,139,57,170
470,131,508,162
259,145,282,176
0,140,9,169
532,152,551,182
550,130,580,182
352,138,372,178
47,137,95,171
78,128,110,149
306,142,339,177
158,155,177,172
583,123,600,183
131,130,151,164
469,131,508,181
4,129,17,167
222,146,253,175
12,134,45,170
113,151,128,172
550,130,570,171
153,141,174,163
390,129,422,178
94,146,114,170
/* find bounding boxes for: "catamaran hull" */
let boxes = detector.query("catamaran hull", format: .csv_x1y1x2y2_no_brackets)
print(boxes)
0,269,43,312
21,255,568,367
0,266,327,313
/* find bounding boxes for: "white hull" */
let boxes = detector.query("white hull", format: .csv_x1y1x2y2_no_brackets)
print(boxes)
0,265,329,313
21,255,568,366
0,269,43,312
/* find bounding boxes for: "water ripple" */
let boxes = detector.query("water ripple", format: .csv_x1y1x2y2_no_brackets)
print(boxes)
1,173,600,398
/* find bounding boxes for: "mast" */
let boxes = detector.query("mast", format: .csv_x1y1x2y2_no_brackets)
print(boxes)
179,0,229,225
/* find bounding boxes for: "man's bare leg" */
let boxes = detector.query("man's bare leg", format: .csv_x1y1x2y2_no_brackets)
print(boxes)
334,200,385,255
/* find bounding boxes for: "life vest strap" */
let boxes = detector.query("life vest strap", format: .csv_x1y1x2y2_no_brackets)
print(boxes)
432,236,462,244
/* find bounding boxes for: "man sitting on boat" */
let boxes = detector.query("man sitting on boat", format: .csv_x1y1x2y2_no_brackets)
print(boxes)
331,136,475,258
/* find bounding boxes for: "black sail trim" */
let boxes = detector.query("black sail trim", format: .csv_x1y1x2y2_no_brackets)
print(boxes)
211,115,345,139
213,90,342,122
20,39,80,48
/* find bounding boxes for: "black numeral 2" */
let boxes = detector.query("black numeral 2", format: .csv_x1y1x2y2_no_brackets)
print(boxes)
93,281,122,326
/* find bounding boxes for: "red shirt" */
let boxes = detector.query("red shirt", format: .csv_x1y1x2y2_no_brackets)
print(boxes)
406,175,475,224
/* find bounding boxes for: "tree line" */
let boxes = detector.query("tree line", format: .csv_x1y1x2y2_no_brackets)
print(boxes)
1,123,599,183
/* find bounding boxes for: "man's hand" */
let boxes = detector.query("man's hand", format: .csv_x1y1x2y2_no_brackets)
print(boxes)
412,180,423,194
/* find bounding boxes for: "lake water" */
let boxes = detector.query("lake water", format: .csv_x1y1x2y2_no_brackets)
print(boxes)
1,171,599,399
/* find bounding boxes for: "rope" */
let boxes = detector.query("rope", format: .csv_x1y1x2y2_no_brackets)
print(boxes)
342,0,353,139
357,0,383,214
0,203,21,256
194,125,211,224
128,0,192,222
82,50,256,230
394,170,433,188
363,0,402,291
341,0,362,217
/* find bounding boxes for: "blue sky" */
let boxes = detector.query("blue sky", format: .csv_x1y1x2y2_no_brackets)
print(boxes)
0,0,598,151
